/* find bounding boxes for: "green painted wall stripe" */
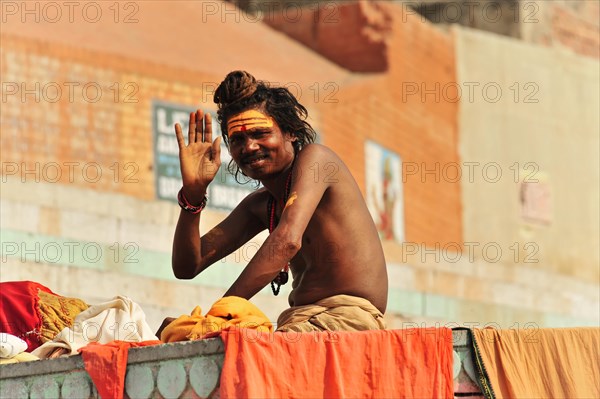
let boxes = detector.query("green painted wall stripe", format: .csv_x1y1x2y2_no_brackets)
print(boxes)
1,229,596,327
0,229,278,295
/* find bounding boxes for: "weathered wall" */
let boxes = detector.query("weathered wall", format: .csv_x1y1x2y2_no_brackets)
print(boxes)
1,1,598,331
454,26,599,283
397,0,600,60
520,0,600,59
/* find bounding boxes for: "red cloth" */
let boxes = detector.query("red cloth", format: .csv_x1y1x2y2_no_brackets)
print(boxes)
220,327,454,399
0,281,53,351
79,340,161,399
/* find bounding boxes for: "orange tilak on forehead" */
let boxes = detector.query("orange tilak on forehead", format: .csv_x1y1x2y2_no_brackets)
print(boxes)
227,110,274,136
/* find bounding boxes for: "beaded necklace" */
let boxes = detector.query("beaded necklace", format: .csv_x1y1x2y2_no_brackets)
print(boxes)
267,159,295,295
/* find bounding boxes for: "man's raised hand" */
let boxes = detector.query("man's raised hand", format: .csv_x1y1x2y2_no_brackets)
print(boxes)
174,110,222,205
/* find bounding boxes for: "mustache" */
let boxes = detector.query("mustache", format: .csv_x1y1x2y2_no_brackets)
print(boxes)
241,153,269,163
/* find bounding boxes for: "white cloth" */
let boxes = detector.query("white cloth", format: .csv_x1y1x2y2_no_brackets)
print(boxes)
0,333,28,358
32,296,157,358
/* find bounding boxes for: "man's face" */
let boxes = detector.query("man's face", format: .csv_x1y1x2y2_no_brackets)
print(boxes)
227,109,296,180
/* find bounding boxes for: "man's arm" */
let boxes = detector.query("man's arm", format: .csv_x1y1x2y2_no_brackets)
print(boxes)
172,190,266,279
224,144,336,298
172,109,265,279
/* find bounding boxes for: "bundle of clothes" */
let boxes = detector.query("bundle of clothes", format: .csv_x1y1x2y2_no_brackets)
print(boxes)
0,280,458,399
0,281,157,361
0,280,275,399
2,280,598,399
0,280,273,362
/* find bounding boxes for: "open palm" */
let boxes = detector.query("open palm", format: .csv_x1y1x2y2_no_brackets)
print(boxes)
174,110,222,205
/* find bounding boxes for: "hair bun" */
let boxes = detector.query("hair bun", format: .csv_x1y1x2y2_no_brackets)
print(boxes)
214,70,258,107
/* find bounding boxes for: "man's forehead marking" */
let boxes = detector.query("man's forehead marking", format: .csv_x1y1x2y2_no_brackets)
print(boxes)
228,110,274,136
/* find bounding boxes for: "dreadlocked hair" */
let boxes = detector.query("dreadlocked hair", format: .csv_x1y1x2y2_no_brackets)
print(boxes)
214,70,317,184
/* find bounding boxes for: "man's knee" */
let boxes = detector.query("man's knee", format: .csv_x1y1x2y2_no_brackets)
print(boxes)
156,316,176,339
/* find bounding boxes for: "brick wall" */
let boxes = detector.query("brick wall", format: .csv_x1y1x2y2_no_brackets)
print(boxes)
520,0,600,59
311,3,463,248
0,34,218,201
1,1,597,329
396,0,600,60
264,1,393,72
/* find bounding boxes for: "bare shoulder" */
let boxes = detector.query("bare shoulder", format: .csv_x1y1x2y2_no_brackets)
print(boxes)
296,143,340,163
295,144,351,184
295,144,346,177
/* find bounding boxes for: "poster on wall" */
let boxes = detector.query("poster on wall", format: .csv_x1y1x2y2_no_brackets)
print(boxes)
152,100,256,211
520,171,552,225
365,140,405,242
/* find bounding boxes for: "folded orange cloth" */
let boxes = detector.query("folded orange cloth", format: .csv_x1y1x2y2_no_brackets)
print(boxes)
161,296,272,342
472,327,600,399
220,327,454,399
79,340,161,399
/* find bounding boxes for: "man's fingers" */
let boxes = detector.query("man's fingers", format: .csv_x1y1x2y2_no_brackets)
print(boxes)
195,109,203,143
188,112,195,145
175,123,185,149
204,113,213,143
212,136,222,164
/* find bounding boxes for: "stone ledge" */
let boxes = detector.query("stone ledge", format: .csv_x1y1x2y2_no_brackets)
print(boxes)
1,331,482,398
0,339,223,380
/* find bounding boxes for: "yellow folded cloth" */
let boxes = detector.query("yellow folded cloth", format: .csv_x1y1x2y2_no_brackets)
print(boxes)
37,290,89,343
161,296,273,342
0,352,39,364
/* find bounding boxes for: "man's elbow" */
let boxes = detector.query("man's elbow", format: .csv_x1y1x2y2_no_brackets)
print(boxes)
173,270,195,280
286,239,302,255
276,236,302,259
172,262,199,280
265,228,302,263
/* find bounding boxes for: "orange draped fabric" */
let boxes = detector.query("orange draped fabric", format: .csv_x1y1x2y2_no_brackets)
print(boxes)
220,327,454,399
79,340,161,399
472,328,600,399
161,296,272,342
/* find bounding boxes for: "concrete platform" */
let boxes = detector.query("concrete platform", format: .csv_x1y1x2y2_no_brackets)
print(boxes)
1,330,483,398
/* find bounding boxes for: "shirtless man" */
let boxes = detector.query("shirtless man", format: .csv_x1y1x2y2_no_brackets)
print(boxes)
170,71,388,332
